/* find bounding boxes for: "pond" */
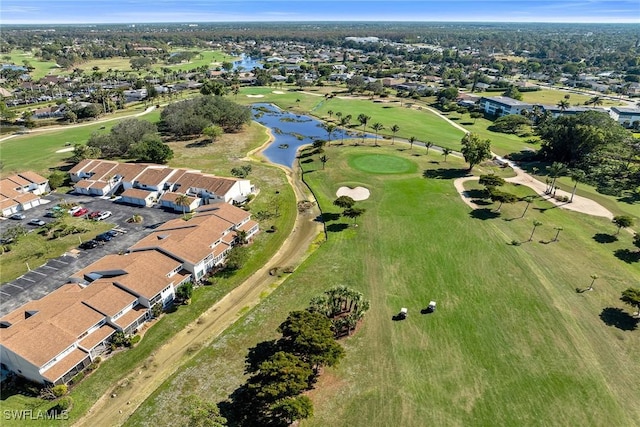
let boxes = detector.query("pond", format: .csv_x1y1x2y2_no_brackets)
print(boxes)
252,103,367,168
233,54,263,71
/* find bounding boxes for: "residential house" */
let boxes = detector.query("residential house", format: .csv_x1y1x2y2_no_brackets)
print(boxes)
130,203,258,281
479,96,533,117
610,107,640,128
0,172,49,216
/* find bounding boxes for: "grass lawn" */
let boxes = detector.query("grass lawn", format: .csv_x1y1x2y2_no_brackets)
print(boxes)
520,89,623,107
0,109,161,178
0,113,298,427
0,217,113,282
127,144,640,427
4,50,60,80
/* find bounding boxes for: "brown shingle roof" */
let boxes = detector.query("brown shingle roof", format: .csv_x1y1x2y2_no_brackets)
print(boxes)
18,171,47,184
78,324,116,351
121,188,154,200
69,159,97,175
80,280,138,317
42,348,89,383
114,304,147,330
134,167,175,187
175,172,237,197
87,161,118,181
195,202,251,225
73,251,182,299
5,174,30,187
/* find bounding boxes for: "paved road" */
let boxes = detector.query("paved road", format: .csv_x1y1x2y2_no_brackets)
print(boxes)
0,192,181,316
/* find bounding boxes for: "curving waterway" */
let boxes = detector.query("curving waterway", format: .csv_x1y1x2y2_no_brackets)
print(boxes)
252,103,368,168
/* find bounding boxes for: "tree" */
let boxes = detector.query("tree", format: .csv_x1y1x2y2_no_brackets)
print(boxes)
202,125,223,142
339,115,351,145
176,281,194,302
224,245,248,271
442,148,452,162
569,169,586,202
342,207,365,225
470,111,483,124
620,288,640,317
357,114,370,143
371,122,384,146
520,195,536,218
175,193,191,218
556,99,570,111
200,80,227,96
182,394,227,427
333,196,355,209
269,395,313,426
277,311,345,373
479,174,505,189
612,215,634,235
424,140,434,155
460,133,492,171
247,351,313,401
546,162,566,195
489,189,518,212
503,86,523,101
129,134,174,164
324,123,337,146
587,274,598,291
528,220,543,242
390,124,400,145
408,136,416,150
552,226,563,242
319,154,328,170
48,170,67,190
489,114,531,134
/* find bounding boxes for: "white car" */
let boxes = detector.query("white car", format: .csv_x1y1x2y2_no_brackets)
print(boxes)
29,219,46,226
68,206,83,215
10,213,26,220
97,211,112,221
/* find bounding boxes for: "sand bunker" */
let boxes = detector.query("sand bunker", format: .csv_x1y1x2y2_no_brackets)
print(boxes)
55,147,75,153
272,90,285,94
336,186,370,201
246,94,265,98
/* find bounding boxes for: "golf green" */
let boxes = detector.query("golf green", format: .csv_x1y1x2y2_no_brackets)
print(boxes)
348,153,417,174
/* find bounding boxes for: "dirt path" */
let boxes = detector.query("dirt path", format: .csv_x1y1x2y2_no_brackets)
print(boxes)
0,106,156,143
75,157,323,427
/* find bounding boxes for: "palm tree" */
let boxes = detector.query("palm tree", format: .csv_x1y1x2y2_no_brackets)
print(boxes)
528,220,543,242
319,154,328,170
442,148,452,162
175,193,190,219
569,169,586,202
556,99,570,112
588,96,603,106
390,124,400,145
324,123,337,146
552,226,563,242
339,116,351,145
371,122,384,146
587,274,598,291
236,229,248,245
424,141,434,155
335,111,343,120
357,114,370,144
408,136,416,150
546,162,566,195
327,110,334,119
520,195,536,218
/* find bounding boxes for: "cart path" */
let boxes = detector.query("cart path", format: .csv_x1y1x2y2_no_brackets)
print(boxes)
74,167,323,427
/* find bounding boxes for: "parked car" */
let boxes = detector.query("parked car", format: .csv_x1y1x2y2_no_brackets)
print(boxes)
97,211,112,221
10,213,26,220
28,219,45,226
79,240,99,249
73,207,89,217
88,211,102,219
68,206,83,215
95,232,112,242
106,229,119,237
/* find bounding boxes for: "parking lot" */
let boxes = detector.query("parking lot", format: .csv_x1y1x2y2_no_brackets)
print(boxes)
0,193,181,316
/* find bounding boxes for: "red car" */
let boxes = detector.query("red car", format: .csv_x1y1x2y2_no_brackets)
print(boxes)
88,211,101,219
73,207,89,217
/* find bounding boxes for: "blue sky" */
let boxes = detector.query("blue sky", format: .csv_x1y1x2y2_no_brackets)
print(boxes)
2,1,639,24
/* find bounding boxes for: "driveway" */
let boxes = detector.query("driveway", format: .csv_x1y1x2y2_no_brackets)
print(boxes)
0,192,181,316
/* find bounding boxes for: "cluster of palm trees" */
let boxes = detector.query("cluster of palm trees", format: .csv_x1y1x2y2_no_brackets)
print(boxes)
308,286,371,337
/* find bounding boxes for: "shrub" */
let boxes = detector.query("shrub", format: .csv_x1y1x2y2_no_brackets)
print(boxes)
129,335,141,346
70,372,85,385
510,239,522,246
86,362,99,372
55,396,73,411
151,303,163,318
52,384,68,397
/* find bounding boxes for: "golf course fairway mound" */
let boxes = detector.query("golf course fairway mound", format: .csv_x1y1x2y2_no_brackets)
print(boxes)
349,153,417,174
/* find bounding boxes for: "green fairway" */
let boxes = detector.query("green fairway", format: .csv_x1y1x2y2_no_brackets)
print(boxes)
520,88,623,107
127,145,640,427
0,109,161,177
4,50,60,80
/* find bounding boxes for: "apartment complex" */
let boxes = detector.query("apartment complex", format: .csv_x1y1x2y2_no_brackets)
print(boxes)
0,171,50,217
